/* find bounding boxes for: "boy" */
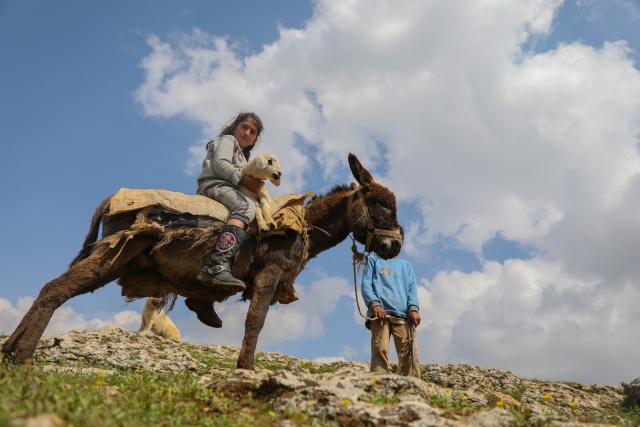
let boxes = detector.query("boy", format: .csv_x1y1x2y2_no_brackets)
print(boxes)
361,252,420,377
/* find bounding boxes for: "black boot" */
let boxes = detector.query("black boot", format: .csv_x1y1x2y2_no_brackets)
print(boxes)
196,224,250,292
184,298,222,328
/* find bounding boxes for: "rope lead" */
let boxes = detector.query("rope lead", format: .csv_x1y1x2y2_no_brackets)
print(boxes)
351,236,377,321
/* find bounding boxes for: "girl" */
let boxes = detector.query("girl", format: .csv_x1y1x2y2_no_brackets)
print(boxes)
185,112,265,328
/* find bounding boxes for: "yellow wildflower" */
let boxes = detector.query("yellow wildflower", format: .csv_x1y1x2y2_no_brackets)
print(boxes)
570,401,577,408
543,394,552,400
370,378,377,383
168,387,173,393
220,392,225,398
343,399,351,406
445,388,451,393
97,372,106,378
495,401,504,407
268,411,276,417
541,406,546,411
459,393,465,398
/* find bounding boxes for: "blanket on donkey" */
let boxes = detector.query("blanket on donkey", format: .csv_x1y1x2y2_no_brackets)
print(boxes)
103,188,315,306
108,188,314,237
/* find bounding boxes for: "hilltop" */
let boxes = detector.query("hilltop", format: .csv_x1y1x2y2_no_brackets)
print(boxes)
1,326,637,426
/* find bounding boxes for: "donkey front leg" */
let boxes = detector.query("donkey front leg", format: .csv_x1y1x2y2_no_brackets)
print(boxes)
236,264,282,370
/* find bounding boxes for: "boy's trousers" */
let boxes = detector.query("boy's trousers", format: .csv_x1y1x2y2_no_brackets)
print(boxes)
369,316,420,378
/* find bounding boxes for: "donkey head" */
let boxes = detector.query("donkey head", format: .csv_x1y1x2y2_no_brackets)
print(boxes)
348,153,403,259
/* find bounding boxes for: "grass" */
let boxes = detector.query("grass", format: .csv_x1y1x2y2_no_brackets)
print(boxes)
508,382,528,402
3,343,640,427
0,362,341,427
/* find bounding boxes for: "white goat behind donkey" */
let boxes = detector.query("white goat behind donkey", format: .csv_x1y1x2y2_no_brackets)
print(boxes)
240,153,282,231
138,297,181,341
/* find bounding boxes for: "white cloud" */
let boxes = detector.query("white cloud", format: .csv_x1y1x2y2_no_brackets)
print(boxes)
418,258,640,384
133,0,640,384
0,297,141,337
183,275,351,349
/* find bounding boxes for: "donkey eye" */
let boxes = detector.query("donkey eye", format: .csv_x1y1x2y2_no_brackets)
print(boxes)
379,201,392,209
267,159,273,165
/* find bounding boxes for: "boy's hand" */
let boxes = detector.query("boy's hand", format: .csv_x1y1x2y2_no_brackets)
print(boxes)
408,310,421,327
372,306,387,319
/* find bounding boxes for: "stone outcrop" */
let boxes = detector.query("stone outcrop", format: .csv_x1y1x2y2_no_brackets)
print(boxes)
0,326,630,426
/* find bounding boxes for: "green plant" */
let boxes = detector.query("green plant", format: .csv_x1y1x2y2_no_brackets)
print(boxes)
508,382,527,402
299,361,338,374
0,363,345,427
360,393,396,405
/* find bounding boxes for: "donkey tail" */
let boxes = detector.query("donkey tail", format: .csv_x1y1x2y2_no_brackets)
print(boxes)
69,195,113,267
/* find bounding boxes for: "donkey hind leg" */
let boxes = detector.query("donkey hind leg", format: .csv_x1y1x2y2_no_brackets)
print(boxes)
236,264,283,370
2,235,156,364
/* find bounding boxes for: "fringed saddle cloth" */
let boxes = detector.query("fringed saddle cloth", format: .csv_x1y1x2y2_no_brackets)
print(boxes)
108,188,314,237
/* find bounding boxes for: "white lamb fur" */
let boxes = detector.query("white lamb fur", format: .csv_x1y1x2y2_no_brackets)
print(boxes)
138,298,181,341
240,153,282,231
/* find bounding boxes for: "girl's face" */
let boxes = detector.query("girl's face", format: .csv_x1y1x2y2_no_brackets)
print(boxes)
233,119,259,148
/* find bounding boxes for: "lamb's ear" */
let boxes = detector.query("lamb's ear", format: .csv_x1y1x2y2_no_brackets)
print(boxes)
254,155,267,170
348,153,374,189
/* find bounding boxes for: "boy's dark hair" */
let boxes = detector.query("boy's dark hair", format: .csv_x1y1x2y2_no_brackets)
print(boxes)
217,111,264,160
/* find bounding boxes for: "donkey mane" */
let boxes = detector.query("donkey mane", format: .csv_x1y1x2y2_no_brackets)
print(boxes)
310,184,352,201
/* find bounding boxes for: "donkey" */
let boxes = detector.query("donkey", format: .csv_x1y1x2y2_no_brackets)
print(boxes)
2,154,403,370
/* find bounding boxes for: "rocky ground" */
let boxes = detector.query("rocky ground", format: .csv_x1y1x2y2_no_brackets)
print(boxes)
1,325,636,426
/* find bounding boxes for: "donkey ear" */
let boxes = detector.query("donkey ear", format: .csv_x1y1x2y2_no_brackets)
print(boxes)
348,153,374,189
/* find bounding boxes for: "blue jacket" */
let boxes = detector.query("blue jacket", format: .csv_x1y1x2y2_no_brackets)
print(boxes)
361,253,419,318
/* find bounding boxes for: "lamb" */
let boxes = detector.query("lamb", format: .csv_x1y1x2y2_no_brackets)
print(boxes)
240,153,282,231
138,297,181,341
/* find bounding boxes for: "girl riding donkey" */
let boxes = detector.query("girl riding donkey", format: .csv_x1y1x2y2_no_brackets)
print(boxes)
184,112,266,328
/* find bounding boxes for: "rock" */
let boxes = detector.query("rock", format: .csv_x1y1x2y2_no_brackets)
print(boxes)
0,326,628,427
487,391,521,408
467,408,516,427
10,413,71,427
621,377,640,398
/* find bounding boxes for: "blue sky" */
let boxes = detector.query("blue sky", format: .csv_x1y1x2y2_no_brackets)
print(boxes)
2,0,640,386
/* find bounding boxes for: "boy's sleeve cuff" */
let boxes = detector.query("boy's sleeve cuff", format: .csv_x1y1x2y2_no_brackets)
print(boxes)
408,305,419,313
368,301,381,309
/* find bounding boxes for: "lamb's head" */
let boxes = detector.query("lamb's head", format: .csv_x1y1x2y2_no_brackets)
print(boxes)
250,153,282,186
149,297,164,308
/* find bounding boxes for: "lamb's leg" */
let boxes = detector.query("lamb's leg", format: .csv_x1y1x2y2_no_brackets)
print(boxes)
237,264,282,370
2,235,155,364
259,197,276,229
254,201,270,231
256,189,276,229
138,316,151,334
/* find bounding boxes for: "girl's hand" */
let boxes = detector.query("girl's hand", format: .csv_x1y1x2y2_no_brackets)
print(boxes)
241,175,265,194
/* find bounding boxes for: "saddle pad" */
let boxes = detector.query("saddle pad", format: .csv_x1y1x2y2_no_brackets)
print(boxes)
108,188,314,233
109,189,229,220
